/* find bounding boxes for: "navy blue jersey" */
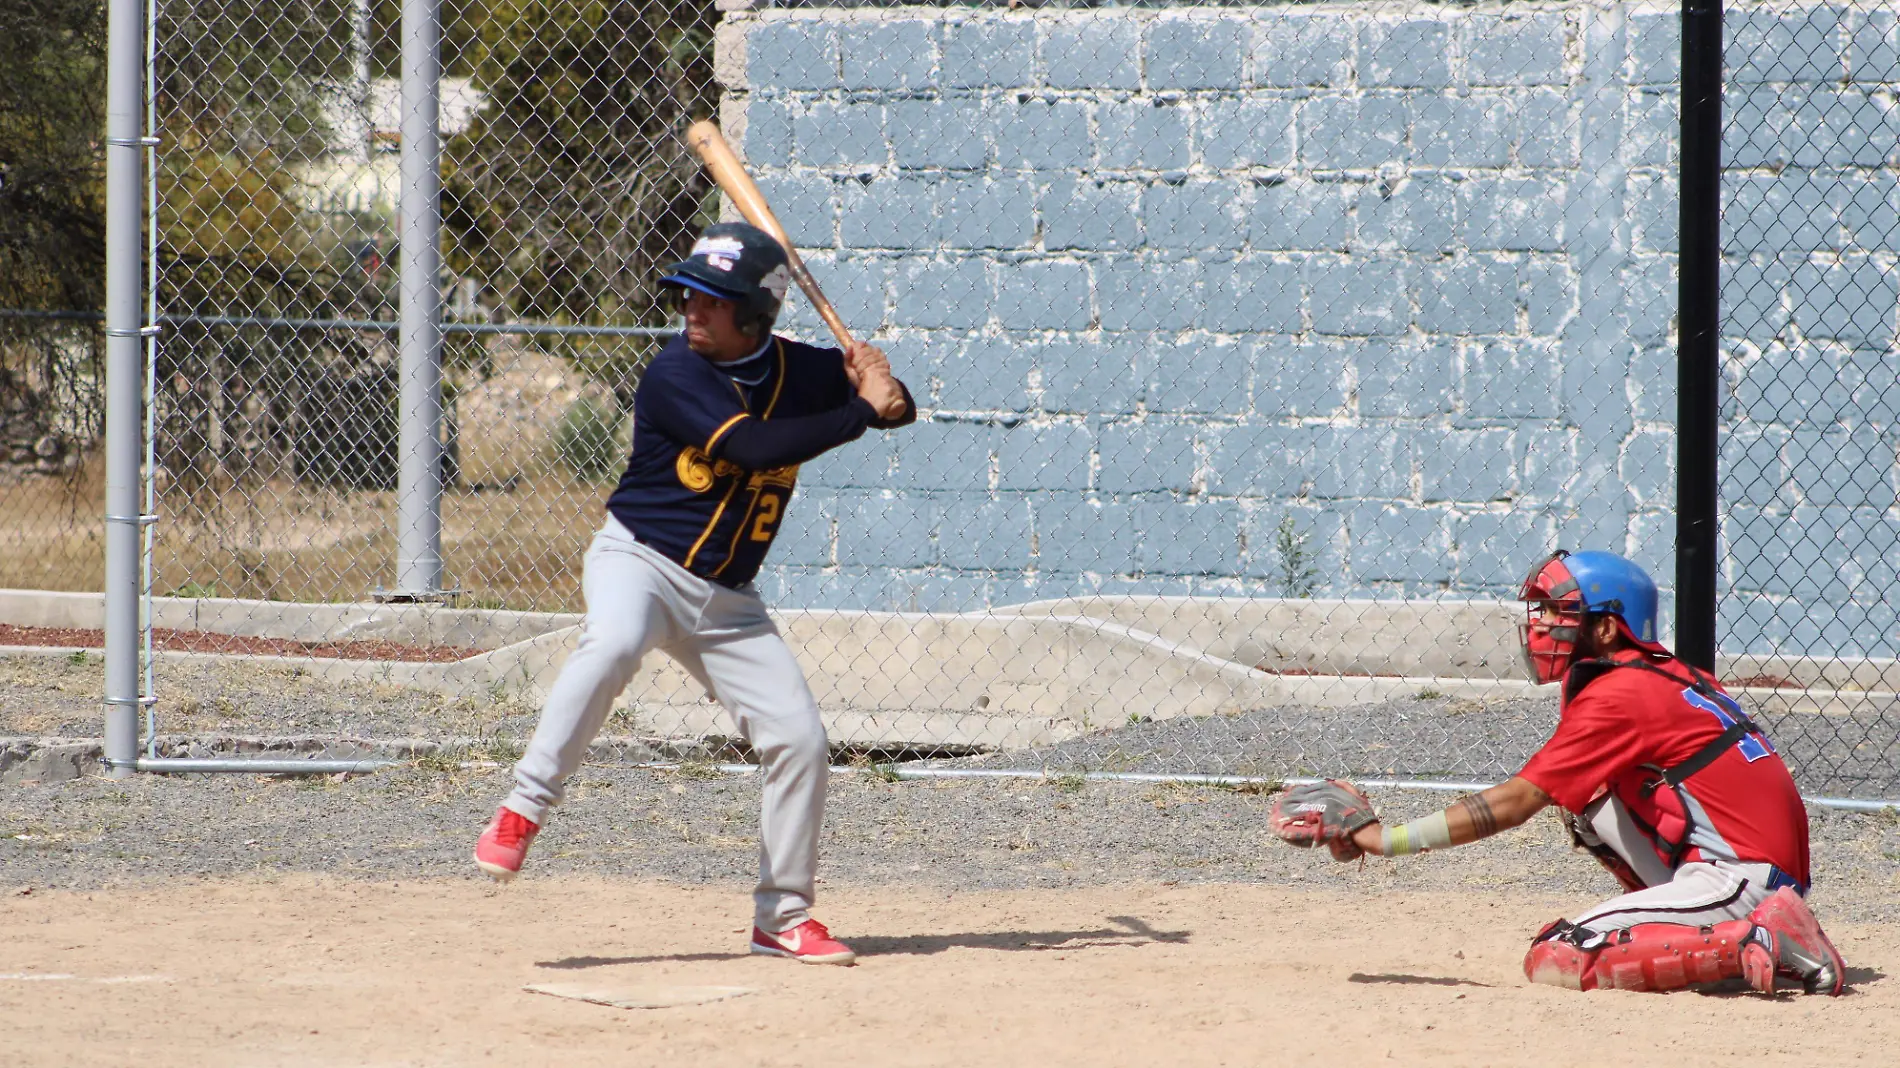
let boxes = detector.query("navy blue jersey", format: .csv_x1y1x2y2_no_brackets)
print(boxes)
606,333,909,587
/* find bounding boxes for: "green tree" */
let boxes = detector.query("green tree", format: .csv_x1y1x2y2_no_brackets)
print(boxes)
443,0,719,330
0,0,107,311
150,1,388,500
158,0,349,160
0,0,108,469
156,0,363,314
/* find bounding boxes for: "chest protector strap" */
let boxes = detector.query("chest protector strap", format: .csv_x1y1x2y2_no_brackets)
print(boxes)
1565,658,1765,868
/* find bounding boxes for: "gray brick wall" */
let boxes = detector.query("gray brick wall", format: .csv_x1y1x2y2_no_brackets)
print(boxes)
714,3,1897,659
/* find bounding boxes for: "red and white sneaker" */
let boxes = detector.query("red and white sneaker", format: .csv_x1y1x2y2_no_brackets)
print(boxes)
1746,887,1846,996
750,918,857,965
474,806,539,882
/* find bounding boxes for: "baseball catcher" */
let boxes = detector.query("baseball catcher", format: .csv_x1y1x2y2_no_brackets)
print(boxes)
1269,549,1846,996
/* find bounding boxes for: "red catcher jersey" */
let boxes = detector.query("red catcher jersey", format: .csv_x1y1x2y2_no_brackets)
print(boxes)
1518,654,1810,886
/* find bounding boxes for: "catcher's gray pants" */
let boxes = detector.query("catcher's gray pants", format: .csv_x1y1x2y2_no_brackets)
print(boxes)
504,517,829,932
1571,794,1778,934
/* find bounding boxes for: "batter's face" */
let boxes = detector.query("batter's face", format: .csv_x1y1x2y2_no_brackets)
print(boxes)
681,289,757,362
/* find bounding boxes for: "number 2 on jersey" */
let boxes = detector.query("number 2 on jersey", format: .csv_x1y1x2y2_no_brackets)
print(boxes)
750,492,784,542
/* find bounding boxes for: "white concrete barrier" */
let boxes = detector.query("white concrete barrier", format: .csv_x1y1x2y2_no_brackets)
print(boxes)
3,589,1890,748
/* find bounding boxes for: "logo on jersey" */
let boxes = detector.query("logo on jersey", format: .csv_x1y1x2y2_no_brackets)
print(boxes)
676,445,742,492
676,445,798,494
760,263,792,301
690,235,746,272
748,464,799,490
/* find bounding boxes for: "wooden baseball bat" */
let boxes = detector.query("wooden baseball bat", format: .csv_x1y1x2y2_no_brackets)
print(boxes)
685,120,855,349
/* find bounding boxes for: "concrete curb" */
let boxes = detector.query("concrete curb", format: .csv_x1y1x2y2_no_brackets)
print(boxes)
0,738,102,784
6,589,1894,750
0,734,695,785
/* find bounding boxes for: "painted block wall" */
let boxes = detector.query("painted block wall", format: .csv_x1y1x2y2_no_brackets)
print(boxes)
713,3,1898,659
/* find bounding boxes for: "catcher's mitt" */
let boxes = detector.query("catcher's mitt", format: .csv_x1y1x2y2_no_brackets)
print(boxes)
1269,780,1378,862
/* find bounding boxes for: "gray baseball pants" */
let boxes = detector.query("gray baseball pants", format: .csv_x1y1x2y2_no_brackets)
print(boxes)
1572,794,1778,933
503,517,830,932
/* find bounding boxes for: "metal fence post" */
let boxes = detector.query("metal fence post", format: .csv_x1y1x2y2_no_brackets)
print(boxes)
1676,0,1723,670
394,0,446,598
101,0,149,778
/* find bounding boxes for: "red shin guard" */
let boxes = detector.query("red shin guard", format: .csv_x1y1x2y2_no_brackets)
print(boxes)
1523,918,1760,992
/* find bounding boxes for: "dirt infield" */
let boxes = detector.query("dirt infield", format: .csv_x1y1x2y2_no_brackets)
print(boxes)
4,686,1897,1066
0,877,1891,1068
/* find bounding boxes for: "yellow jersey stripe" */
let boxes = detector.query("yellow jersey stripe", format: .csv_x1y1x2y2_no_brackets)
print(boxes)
697,342,792,578
683,480,742,570
704,412,749,454
710,486,764,579
763,341,788,418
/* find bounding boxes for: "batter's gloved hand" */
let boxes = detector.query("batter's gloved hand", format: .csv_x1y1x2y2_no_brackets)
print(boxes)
1268,780,1378,862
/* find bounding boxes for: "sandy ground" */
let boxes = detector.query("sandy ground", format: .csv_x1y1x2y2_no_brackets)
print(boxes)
0,877,1891,1068
5,653,1898,1067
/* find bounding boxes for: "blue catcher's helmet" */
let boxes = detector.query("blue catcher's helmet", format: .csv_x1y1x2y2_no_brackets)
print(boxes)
1518,549,1668,683
1563,551,1666,648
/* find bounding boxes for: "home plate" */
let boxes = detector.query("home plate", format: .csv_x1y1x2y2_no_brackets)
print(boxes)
524,982,754,1010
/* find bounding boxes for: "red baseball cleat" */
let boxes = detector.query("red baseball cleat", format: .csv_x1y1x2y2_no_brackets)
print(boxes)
1747,887,1846,996
749,918,857,965
474,806,539,882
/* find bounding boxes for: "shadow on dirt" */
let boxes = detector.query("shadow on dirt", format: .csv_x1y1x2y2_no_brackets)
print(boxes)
1347,972,1493,988
535,915,1191,967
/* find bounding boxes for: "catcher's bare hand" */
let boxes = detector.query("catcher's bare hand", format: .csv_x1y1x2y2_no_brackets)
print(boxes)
1268,780,1379,863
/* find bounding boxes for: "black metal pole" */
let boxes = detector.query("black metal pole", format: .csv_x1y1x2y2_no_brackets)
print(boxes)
1677,0,1723,670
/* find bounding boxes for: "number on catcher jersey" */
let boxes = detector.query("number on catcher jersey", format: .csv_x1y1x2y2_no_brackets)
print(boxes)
1682,687,1775,763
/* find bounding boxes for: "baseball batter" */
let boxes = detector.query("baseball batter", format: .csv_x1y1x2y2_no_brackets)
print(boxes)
474,222,914,965
1271,549,1847,996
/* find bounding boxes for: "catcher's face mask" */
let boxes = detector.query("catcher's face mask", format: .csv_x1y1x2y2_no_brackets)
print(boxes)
1519,551,1584,685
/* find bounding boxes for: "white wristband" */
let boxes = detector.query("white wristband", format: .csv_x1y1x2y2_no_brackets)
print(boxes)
1381,810,1453,856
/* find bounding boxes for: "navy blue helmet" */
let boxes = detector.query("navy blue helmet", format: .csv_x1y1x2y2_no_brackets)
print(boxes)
659,222,793,337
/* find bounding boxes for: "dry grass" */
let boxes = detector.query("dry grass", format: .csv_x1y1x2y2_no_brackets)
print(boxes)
0,341,626,609
0,455,612,611
0,461,106,593
459,425,550,488
0,654,101,734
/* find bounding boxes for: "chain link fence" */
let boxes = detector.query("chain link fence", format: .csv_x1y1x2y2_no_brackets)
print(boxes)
3,1,1896,799
1,0,110,593
144,0,711,610
0,314,106,592
1715,2,1900,798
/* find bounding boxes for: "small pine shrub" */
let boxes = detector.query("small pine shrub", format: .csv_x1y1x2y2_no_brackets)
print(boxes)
1275,516,1321,597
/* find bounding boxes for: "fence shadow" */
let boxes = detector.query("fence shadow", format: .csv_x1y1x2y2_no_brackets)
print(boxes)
534,914,1190,969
